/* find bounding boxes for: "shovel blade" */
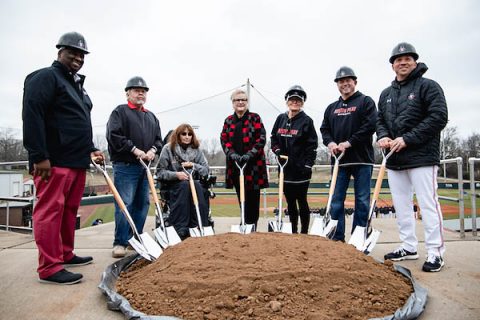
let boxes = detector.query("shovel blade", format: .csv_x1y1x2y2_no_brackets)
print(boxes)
128,233,162,261
154,226,182,248
348,226,366,250
363,229,381,255
321,219,338,238
189,226,215,237
231,224,255,234
267,220,292,234
308,217,326,236
140,233,163,259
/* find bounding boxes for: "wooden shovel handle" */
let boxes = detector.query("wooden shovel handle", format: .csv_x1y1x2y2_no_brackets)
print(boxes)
189,177,199,206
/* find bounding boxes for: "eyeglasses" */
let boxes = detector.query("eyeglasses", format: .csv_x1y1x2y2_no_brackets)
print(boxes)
180,132,193,137
233,98,248,103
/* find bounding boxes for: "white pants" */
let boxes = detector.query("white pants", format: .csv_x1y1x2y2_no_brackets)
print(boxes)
388,166,445,257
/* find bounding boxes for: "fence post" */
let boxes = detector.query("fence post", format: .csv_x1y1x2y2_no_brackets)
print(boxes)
456,157,465,238
469,158,478,236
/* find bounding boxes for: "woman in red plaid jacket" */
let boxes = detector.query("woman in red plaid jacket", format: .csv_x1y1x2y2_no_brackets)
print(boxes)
220,89,269,229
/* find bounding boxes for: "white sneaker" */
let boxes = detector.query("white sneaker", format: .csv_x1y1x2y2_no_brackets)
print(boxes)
112,245,126,258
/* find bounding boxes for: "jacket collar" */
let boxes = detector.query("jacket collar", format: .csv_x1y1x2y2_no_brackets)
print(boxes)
52,60,86,85
393,62,428,87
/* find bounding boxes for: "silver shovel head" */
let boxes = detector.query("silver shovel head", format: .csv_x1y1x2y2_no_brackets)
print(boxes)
231,223,255,234
321,219,338,238
363,228,381,255
268,220,292,233
128,234,163,261
309,216,326,236
348,226,366,250
189,226,215,237
154,226,182,248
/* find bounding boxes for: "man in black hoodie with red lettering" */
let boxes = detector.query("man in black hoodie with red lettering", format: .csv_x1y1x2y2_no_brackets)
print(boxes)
320,66,377,242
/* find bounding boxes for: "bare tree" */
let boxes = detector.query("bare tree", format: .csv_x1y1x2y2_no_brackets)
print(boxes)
200,138,225,166
0,128,27,161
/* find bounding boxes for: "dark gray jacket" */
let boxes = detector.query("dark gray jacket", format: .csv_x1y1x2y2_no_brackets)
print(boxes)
377,63,448,170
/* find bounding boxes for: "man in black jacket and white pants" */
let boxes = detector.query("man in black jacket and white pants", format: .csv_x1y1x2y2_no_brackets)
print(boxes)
377,42,448,272
320,66,377,242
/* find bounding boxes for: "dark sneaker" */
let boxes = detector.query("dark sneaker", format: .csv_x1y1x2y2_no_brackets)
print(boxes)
64,255,93,267
39,269,83,285
422,255,445,272
384,247,419,261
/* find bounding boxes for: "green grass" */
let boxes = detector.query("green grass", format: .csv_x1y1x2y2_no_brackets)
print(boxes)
81,186,479,228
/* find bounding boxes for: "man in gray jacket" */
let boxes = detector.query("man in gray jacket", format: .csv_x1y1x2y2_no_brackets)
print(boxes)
377,42,448,272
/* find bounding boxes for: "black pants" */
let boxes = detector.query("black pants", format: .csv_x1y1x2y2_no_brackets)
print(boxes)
284,182,310,234
233,176,261,229
169,180,209,237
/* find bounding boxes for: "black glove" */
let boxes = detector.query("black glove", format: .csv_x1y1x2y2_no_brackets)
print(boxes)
274,149,282,156
230,153,241,162
240,153,252,164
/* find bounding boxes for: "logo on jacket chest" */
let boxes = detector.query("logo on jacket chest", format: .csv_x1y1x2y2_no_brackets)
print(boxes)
408,93,416,101
334,104,357,116
277,128,298,137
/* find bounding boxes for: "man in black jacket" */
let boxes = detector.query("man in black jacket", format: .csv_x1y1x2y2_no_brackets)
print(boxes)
23,32,104,285
377,42,448,272
106,77,162,258
320,66,377,242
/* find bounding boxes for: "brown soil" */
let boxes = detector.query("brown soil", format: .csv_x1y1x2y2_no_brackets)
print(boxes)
116,233,412,320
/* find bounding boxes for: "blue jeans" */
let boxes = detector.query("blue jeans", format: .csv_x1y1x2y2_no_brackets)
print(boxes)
112,162,149,247
330,165,372,241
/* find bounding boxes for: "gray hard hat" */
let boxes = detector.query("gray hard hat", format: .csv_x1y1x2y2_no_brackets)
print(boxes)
56,32,89,54
389,42,419,64
334,66,357,82
125,76,149,92
285,85,307,102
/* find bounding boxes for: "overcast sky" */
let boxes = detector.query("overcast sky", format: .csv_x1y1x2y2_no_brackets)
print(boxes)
1,0,479,144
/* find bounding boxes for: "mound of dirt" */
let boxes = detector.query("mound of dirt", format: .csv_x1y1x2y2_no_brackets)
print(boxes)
116,233,412,320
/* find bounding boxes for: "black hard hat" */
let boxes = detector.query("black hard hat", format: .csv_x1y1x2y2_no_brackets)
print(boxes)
389,42,419,64
56,32,89,54
125,76,149,92
285,85,307,102
334,66,357,82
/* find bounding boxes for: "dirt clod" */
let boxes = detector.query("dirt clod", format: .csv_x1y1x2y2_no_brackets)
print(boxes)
116,233,412,320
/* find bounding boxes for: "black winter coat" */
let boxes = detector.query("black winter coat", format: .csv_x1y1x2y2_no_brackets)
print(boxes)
271,111,318,182
377,63,448,170
106,104,163,163
22,61,96,170
320,91,376,165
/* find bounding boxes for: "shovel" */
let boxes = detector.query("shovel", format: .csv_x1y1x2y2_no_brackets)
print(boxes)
268,155,292,233
182,164,215,237
91,158,162,261
231,161,255,234
348,149,394,254
139,159,181,248
309,150,345,237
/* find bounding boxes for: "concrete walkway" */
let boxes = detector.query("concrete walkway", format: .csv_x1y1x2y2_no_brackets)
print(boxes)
0,217,479,319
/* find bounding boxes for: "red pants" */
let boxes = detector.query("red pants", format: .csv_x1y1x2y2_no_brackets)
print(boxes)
33,167,86,278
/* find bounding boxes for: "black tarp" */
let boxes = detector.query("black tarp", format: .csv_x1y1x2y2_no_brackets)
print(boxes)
98,254,427,320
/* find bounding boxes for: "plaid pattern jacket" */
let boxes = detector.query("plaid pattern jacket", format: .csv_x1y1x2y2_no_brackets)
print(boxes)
220,111,269,190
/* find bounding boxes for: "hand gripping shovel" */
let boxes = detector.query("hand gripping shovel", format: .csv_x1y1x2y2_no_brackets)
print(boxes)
348,149,394,254
231,161,255,234
268,155,292,233
91,158,162,261
182,164,215,237
139,159,181,248
309,150,345,237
